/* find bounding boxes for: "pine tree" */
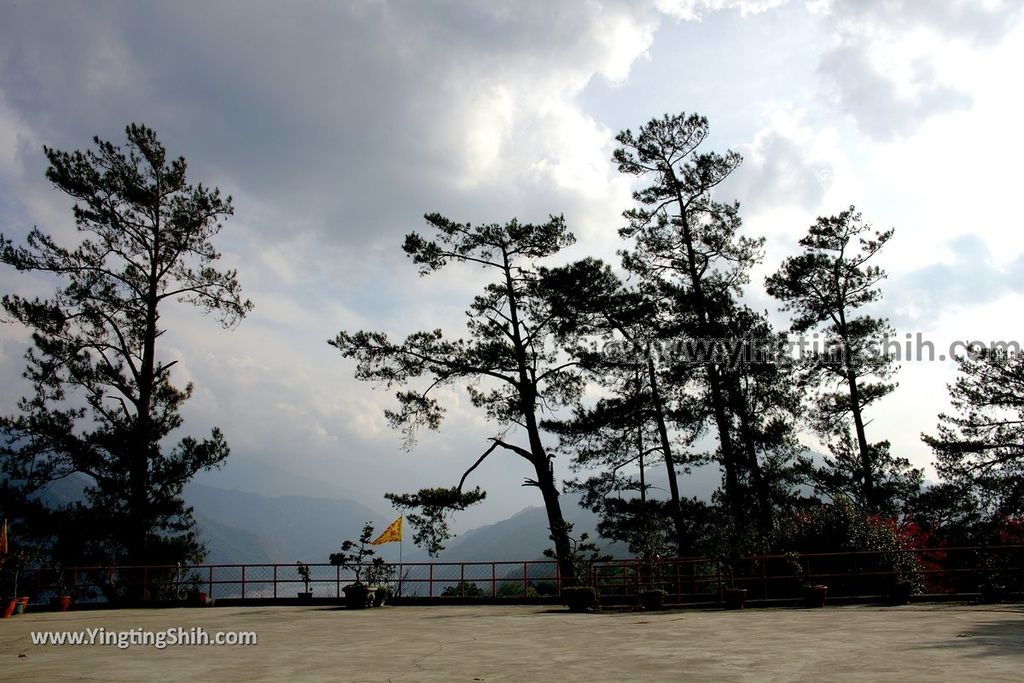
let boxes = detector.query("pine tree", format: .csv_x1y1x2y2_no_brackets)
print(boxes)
0,124,252,567
613,112,764,529
331,214,584,580
766,206,918,512
924,348,1024,529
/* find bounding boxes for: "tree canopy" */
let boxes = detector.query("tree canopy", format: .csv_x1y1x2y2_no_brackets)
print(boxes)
0,123,251,571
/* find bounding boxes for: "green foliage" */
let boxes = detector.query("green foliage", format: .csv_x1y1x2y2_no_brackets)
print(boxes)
543,523,610,585
611,111,799,543
385,487,485,557
496,581,539,599
778,499,920,589
441,581,484,598
329,522,378,584
296,561,312,593
767,206,910,512
0,123,251,569
924,348,1024,530
328,524,396,588
366,557,396,586
332,214,589,579
561,585,598,611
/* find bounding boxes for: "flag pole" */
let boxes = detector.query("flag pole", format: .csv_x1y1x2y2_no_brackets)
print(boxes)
398,515,404,597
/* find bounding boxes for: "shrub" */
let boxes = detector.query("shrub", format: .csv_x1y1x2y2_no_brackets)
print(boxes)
562,586,598,612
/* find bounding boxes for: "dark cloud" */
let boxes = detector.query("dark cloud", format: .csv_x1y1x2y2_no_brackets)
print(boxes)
0,1,656,249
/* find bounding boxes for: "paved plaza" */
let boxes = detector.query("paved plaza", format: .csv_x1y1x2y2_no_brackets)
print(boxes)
1,602,1021,681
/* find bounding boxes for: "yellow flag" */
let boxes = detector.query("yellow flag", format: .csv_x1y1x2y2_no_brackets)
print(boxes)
370,516,402,545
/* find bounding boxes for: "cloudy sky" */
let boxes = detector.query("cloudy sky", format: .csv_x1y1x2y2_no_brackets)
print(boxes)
1,0,1022,528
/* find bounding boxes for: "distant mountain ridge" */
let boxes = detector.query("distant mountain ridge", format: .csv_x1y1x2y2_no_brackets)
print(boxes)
27,455,807,566
184,482,389,564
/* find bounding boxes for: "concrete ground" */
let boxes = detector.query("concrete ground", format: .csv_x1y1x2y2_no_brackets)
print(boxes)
1,603,1021,682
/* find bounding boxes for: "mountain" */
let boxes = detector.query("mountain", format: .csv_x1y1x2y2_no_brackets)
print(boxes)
184,482,389,564
28,474,390,564
192,456,366,503
195,514,275,565
426,493,630,563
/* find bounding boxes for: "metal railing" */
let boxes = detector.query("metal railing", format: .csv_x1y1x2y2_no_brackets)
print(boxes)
14,545,1022,606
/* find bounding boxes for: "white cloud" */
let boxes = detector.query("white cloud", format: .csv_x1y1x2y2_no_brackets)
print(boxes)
657,0,788,21
814,0,1024,139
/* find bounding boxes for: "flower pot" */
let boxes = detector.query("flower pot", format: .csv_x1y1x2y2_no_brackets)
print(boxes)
723,587,747,610
803,584,827,608
980,581,1006,604
639,590,666,611
562,586,598,612
2,599,16,618
50,595,73,612
14,597,28,615
888,580,912,606
297,591,313,601
372,586,390,607
187,590,208,607
343,583,370,610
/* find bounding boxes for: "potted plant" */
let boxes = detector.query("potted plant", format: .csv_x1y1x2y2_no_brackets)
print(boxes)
887,573,914,606
631,521,673,612
366,558,395,606
2,559,19,618
639,588,667,611
545,524,609,613
719,560,747,610
50,563,72,612
331,522,384,609
783,551,826,607
980,577,1006,604
183,573,208,606
3,549,31,616
803,583,828,608
562,586,599,612
722,585,748,610
296,561,313,600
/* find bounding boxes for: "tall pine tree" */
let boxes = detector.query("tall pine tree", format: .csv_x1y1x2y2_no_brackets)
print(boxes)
0,124,252,568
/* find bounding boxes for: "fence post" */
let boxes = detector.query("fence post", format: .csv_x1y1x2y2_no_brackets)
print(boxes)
429,563,434,598
460,564,466,597
241,565,246,599
208,566,214,600
273,565,278,599
337,564,341,599
761,558,768,600
523,562,528,597
491,563,496,598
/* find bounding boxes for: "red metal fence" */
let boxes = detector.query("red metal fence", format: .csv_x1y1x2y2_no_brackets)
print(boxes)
15,545,1023,605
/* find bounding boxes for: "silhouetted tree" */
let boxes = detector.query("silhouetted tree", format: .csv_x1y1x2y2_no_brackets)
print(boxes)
924,348,1024,528
540,258,695,555
720,306,805,538
331,214,585,580
0,124,251,567
613,112,765,529
767,206,918,512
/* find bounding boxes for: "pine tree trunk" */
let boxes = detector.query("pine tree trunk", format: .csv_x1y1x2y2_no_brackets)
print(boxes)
647,356,688,555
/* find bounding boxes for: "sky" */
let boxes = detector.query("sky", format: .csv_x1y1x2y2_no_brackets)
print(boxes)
1,0,1023,529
